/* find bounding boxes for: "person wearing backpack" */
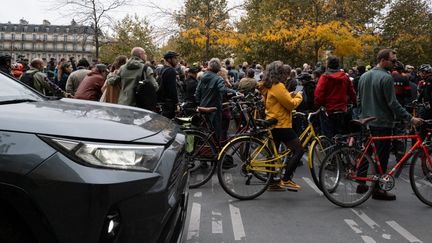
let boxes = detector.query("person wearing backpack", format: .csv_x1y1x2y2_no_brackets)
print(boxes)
314,55,356,139
108,47,157,108
21,58,71,97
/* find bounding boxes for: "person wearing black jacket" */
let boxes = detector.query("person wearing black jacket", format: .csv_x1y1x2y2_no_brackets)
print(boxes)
158,51,180,119
0,53,12,77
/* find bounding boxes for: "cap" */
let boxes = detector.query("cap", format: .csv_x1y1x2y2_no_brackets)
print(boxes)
95,64,108,72
163,51,180,60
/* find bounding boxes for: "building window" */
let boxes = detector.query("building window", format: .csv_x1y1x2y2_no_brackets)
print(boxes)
0,33,4,40
2,26,6,31
21,42,24,49
33,34,36,41
13,26,17,31
46,27,49,32
11,34,15,40
64,35,67,42
32,43,35,51
24,26,28,32
35,26,39,32
66,28,69,32
43,43,47,51
54,35,58,42
43,34,47,41
21,34,25,41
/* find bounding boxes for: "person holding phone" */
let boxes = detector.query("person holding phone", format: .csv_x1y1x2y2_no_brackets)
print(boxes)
261,61,304,191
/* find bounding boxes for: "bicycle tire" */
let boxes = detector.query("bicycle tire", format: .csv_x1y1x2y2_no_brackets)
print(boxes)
309,136,332,190
320,146,376,208
217,136,273,200
410,150,432,207
184,129,218,189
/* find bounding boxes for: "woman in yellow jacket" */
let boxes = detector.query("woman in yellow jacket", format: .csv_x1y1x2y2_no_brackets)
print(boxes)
261,61,304,191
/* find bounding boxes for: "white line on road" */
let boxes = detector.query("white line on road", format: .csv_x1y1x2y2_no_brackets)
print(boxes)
344,219,363,234
386,221,423,243
187,202,201,240
351,209,380,229
212,174,218,192
361,235,377,243
229,203,246,241
212,211,223,234
302,177,323,196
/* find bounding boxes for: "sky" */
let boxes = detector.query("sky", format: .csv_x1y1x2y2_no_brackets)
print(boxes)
0,0,245,36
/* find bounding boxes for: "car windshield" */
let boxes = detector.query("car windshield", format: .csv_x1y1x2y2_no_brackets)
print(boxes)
0,73,44,103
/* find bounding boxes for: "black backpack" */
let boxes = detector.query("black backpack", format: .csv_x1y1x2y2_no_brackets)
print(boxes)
135,65,157,111
297,81,316,111
20,72,37,88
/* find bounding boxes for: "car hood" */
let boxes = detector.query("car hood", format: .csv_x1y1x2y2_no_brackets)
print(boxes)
0,98,177,144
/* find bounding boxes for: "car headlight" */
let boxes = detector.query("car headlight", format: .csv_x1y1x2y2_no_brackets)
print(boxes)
44,137,164,171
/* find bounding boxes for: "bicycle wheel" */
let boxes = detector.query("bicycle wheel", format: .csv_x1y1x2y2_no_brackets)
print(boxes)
184,130,218,189
217,137,273,200
320,146,376,207
309,136,332,190
410,150,432,206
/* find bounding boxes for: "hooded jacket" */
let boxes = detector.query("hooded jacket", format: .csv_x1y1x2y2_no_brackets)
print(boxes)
314,70,356,113
108,56,156,107
74,70,105,101
262,82,303,128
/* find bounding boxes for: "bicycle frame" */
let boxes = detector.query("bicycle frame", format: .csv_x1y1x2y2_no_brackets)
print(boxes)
228,121,323,173
352,133,432,182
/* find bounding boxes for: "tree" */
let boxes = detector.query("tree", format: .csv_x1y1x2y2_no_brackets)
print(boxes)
54,0,130,60
175,0,238,62
235,0,387,67
99,15,157,63
382,0,432,66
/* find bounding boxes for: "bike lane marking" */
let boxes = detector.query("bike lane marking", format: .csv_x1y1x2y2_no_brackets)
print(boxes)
351,209,380,230
302,177,323,196
211,211,223,234
386,221,423,243
229,201,246,241
344,219,378,243
187,192,203,241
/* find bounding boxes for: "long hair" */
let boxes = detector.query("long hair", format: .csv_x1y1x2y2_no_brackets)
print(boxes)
263,61,288,88
111,55,127,72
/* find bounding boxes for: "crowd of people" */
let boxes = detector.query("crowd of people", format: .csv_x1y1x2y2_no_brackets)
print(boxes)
1,46,431,197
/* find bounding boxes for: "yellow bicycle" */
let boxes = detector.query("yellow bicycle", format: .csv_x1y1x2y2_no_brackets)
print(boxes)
216,108,331,200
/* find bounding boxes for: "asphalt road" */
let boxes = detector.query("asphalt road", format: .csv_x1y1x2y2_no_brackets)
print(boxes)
182,158,432,243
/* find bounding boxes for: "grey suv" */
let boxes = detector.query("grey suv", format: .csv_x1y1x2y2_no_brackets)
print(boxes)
0,73,188,243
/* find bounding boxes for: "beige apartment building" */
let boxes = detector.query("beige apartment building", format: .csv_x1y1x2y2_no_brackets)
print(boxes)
0,19,95,62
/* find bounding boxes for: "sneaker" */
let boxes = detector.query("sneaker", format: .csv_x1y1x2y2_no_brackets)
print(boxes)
356,184,369,194
371,190,396,201
267,183,286,191
279,180,301,191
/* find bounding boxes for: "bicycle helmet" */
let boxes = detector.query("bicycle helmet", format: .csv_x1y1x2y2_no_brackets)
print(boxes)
419,64,432,73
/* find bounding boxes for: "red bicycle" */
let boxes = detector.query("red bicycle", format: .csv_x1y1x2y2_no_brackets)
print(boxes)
319,117,432,207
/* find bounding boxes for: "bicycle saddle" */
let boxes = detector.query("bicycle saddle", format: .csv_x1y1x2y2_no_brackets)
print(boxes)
350,117,376,126
197,107,217,113
255,118,278,128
